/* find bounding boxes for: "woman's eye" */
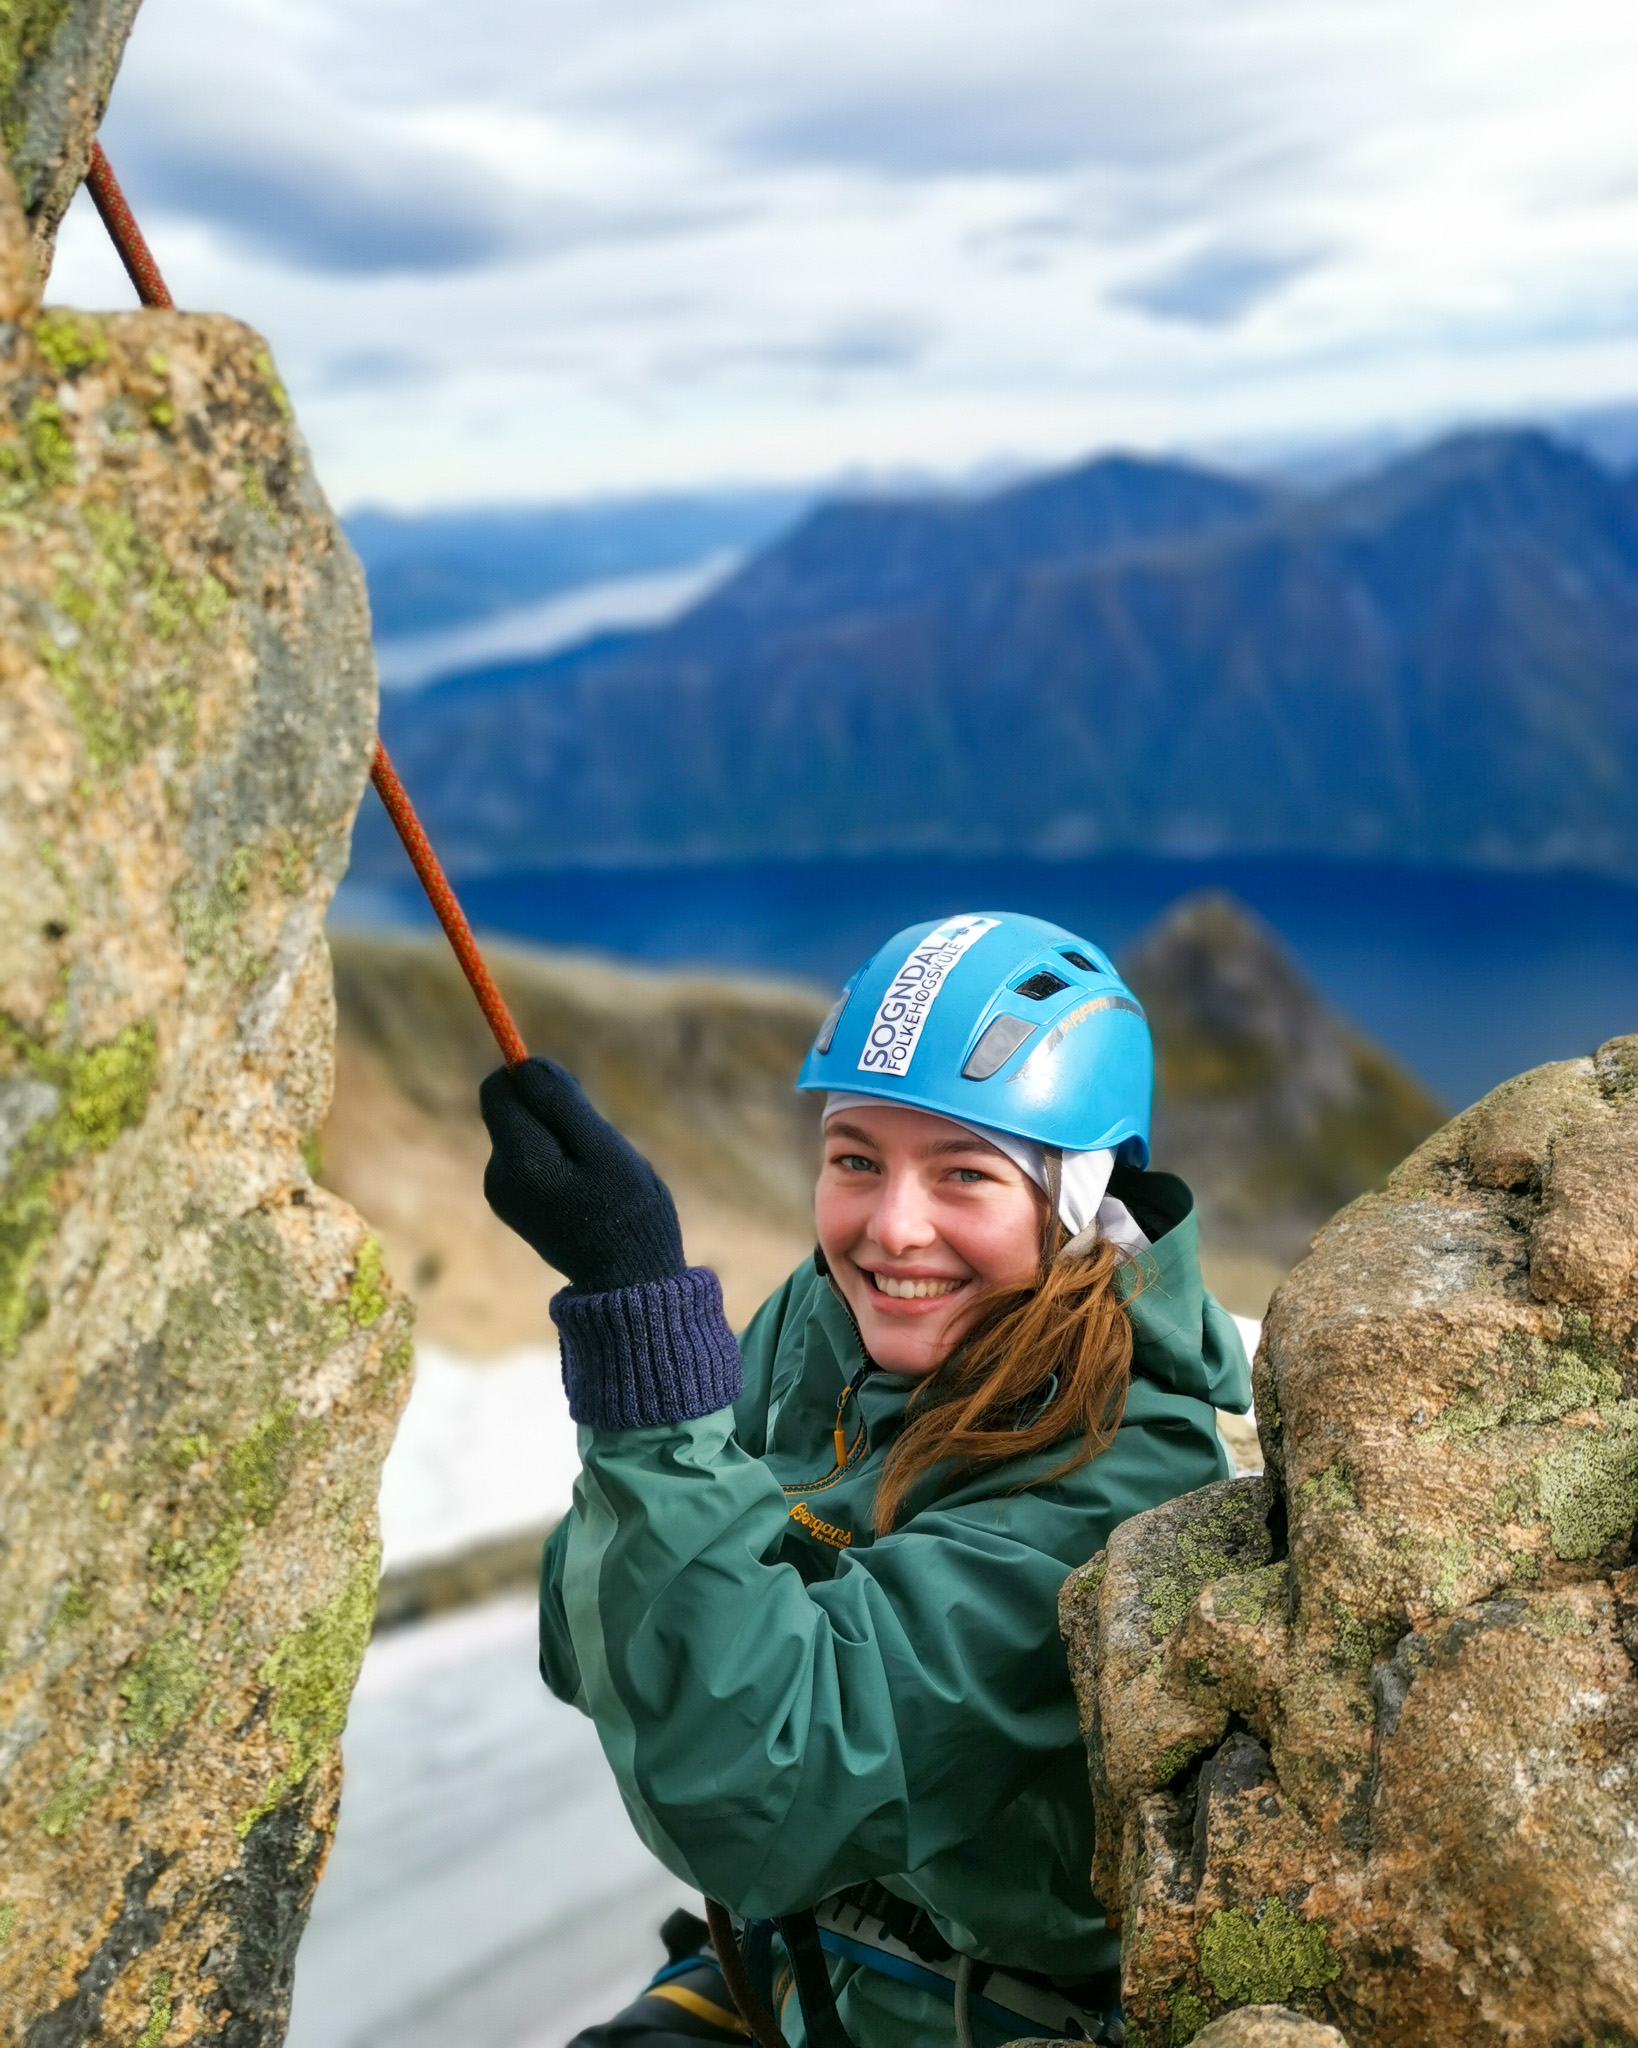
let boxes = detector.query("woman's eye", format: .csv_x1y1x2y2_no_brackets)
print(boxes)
833,1153,878,1173
951,1167,989,1184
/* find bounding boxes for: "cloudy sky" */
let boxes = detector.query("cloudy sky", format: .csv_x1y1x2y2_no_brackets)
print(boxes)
48,0,1638,509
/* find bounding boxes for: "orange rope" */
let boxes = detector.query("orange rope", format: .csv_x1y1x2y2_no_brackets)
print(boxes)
85,144,174,309
368,745,528,1066
83,142,528,1070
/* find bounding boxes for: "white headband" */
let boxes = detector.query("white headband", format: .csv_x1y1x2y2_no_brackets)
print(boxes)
822,1093,1147,1253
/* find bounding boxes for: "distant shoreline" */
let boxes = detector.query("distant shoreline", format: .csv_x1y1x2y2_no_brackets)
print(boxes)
333,848,1638,1110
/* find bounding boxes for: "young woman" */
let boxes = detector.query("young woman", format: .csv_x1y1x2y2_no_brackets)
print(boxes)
479,912,1251,2048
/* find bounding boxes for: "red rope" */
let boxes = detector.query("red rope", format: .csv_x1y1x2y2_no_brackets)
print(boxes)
85,143,174,310
368,746,528,1067
83,142,528,1070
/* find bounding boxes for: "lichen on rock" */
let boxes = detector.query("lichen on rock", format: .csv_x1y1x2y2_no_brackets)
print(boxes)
1062,1038,1638,2045
0,152,409,2044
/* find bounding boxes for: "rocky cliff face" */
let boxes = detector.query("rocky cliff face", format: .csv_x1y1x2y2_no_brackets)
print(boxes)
1060,1037,1638,2045
2,0,145,263
0,157,408,2045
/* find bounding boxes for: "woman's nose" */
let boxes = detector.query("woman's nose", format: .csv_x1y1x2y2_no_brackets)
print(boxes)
869,1170,937,1255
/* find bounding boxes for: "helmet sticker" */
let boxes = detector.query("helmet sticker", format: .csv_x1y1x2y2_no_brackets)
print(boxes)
858,915,1000,1078
1009,991,1145,1080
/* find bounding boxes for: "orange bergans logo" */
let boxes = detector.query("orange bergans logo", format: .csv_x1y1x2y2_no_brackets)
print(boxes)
789,1500,852,1548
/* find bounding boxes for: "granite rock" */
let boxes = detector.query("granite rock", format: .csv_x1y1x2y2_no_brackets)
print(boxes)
0,0,146,265
0,163,410,2046
1189,2012,1346,2048
1002,2010,1343,2048
1062,1040,1638,2046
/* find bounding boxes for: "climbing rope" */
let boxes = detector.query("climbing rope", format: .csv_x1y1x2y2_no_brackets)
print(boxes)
368,743,527,1066
82,143,528,1070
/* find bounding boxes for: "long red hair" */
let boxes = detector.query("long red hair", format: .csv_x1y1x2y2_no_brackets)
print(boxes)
872,1219,1134,1534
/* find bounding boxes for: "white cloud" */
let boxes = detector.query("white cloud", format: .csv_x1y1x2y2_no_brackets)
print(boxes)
46,0,1638,505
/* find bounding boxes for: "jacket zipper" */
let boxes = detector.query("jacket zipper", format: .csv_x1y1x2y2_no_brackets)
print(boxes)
822,1262,877,1469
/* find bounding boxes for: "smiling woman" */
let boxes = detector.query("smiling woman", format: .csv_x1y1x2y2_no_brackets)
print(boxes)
816,1105,1048,1375
813,1099,1140,1536
478,910,1251,2047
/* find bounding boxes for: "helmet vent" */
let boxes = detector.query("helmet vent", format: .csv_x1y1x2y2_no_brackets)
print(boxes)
812,993,848,1055
1059,950,1098,973
1015,969,1071,1002
961,1014,1036,1080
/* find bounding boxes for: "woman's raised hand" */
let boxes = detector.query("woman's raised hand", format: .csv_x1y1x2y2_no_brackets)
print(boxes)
479,1057,686,1293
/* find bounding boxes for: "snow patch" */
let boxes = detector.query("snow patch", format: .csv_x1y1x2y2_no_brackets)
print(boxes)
378,1343,581,1571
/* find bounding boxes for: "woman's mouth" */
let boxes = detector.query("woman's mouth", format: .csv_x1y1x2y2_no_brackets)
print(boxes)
866,1271,965,1301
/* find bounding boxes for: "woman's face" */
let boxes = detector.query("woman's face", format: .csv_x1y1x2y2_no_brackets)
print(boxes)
814,1101,1045,1379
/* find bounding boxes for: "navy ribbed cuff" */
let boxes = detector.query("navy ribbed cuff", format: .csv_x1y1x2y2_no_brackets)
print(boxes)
551,1267,743,1431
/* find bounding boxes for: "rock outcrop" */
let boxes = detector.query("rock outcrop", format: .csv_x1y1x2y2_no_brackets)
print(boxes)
1004,2006,1344,2048
1123,892,1443,1278
0,156,409,2045
1,0,145,264
1062,1038,1638,2045
1188,2014,1346,2048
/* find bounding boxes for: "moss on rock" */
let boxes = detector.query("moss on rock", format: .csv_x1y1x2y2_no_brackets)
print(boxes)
120,1630,205,1747
1294,1460,1356,1518
0,1015,157,1353
1169,1988,1213,2044
1153,1738,1212,1785
225,1402,299,1527
243,1548,380,1832
347,1236,388,1327
1197,1899,1341,2008
134,1968,174,2048
1425,1317,1625,1443
1532,1415,1638,1561
1213,1563,1288,1629
1142,1484,1274,1642
34,308,106,375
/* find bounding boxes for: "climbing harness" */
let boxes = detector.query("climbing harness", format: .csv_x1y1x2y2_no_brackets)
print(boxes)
567,1908,753,2044
815,1885,1125,2043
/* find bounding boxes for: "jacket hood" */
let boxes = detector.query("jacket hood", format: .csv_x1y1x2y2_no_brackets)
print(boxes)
1113,1167,1251,1413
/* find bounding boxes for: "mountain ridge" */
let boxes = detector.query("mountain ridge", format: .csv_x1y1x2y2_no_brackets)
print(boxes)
354,428,1638,882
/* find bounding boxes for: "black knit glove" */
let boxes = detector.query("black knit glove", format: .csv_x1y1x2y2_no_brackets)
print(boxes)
479,1058,686,1294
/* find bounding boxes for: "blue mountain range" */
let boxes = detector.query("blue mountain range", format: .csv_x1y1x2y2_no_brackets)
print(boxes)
351,429,1638,882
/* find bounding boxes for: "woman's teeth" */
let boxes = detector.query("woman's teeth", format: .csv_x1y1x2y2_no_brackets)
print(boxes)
872,1274,962,1300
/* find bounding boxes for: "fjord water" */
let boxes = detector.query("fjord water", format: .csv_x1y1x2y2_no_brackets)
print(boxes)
335,853,1638,1112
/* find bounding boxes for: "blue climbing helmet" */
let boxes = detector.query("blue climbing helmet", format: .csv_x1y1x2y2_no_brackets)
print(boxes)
797,911,1152,1164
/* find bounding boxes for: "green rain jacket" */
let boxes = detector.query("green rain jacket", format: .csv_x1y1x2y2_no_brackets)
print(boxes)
539,1168,1250,2046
